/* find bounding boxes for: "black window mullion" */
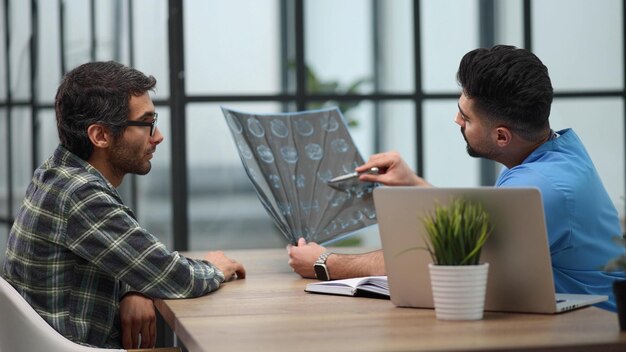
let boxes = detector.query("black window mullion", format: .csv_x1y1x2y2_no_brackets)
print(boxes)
128,0,138,213
4,0,13,228
623,0,626,229
294,0,306,111
372,0,381,153
168,0,188,251
30,0,39,172
523,0,532,51
279,0,290,112
59,0,66,75
413,0,423,176
89,0,96,61
479,0,496,186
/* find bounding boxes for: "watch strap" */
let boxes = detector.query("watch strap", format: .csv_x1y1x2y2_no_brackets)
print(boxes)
315,251,333,265
314,251,333,280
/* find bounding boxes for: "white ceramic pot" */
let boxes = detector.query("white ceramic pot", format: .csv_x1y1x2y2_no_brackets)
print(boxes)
428,262,489,320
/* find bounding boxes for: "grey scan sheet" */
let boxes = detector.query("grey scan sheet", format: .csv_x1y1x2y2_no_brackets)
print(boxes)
222,106,378,245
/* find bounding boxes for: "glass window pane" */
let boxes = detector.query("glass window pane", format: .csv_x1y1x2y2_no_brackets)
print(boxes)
347,102,375,158
379,0,415,93
184,0,281,95
110,0,131,65
63,0,92,70
37,109,59,166
136,107,172,248
0,3,6,101
550,98,625,224
421,0,479,93
38,1,61,104
0,109,7,217
533,0,623,91
11,108,32,214
95,0,128,63
424,99,480,187
495,0,523,47
132,0,169,100
187,102,284,250
10,0,31,100
379,101,417,169
305,0,374,95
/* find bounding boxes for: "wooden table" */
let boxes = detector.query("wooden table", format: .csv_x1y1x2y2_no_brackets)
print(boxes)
155,248,626,352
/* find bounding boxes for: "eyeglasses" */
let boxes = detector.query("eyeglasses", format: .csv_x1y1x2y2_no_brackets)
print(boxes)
124,112,158,137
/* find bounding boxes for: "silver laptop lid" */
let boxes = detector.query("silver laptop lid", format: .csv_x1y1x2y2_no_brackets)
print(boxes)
374,187,561,313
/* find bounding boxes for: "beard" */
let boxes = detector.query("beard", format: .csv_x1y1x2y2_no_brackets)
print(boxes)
461,126,487,159
109,136,153,176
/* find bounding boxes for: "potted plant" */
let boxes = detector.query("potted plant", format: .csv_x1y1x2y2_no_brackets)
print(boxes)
602,236,626,330
423,197,493,320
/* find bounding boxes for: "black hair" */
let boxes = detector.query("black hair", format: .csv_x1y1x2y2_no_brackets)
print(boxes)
457,45,553,142
54,61,156,160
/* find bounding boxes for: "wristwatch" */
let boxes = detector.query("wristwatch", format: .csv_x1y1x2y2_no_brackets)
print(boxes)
314,251,333,281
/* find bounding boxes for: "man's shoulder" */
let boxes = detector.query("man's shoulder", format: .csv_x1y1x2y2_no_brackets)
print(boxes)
37,161,105,194
39,146,110,193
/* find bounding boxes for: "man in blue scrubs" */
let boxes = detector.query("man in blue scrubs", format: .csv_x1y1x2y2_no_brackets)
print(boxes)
287,45,625,312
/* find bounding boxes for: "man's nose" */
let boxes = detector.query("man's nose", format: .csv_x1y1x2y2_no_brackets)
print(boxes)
152,127,164,144
454,113,464,127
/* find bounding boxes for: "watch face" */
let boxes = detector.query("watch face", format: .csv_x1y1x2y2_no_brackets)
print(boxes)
314,264,330,281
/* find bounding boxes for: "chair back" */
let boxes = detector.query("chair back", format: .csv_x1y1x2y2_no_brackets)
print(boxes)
0,275,124,352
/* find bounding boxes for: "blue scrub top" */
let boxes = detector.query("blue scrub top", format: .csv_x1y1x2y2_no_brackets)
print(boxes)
496,128,624,312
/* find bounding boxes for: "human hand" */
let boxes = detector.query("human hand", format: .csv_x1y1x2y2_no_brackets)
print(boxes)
119,292,156,349
204,251,246,281
356,151,431,187
286,237,326,278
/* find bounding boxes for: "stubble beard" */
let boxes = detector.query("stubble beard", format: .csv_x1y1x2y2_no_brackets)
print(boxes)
110,138,152,176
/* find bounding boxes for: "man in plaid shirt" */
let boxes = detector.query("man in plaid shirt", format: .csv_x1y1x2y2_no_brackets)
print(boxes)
2,61,246,348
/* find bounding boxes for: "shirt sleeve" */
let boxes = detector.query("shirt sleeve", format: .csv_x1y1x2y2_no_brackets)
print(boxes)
497,166,573,253
64,181,225,299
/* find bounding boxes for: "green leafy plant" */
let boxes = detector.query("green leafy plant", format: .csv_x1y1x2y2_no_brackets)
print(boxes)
603,236,626,275
423,198,493,266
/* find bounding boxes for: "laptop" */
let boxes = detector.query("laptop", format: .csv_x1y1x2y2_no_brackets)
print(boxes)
373,187,608,314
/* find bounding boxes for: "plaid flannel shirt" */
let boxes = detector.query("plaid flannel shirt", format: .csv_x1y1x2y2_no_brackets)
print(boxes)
2,145,225,348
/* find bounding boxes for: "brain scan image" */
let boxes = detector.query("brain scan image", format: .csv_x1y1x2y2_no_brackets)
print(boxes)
271,119,289,138
247,118,265,138
321,115,340,132
304,143,323,160
256,145,274,163
280,145,299,164
330,138,350,153
317,169,333,183
227,113,243,133
292,174,306,188
269,174,281,189
295,119,315,136
236,140,253,159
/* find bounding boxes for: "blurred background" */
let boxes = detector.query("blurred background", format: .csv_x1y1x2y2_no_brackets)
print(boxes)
0,0,624,263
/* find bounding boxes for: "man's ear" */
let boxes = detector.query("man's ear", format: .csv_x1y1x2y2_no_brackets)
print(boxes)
494,126,513,147
86,124,112,149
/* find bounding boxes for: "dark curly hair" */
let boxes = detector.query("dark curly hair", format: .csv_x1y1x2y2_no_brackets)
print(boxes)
55,61,156,160
457,45,553,142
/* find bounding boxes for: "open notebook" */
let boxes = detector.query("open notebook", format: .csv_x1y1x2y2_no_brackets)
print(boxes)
373,187,608,314
305,276,389,297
